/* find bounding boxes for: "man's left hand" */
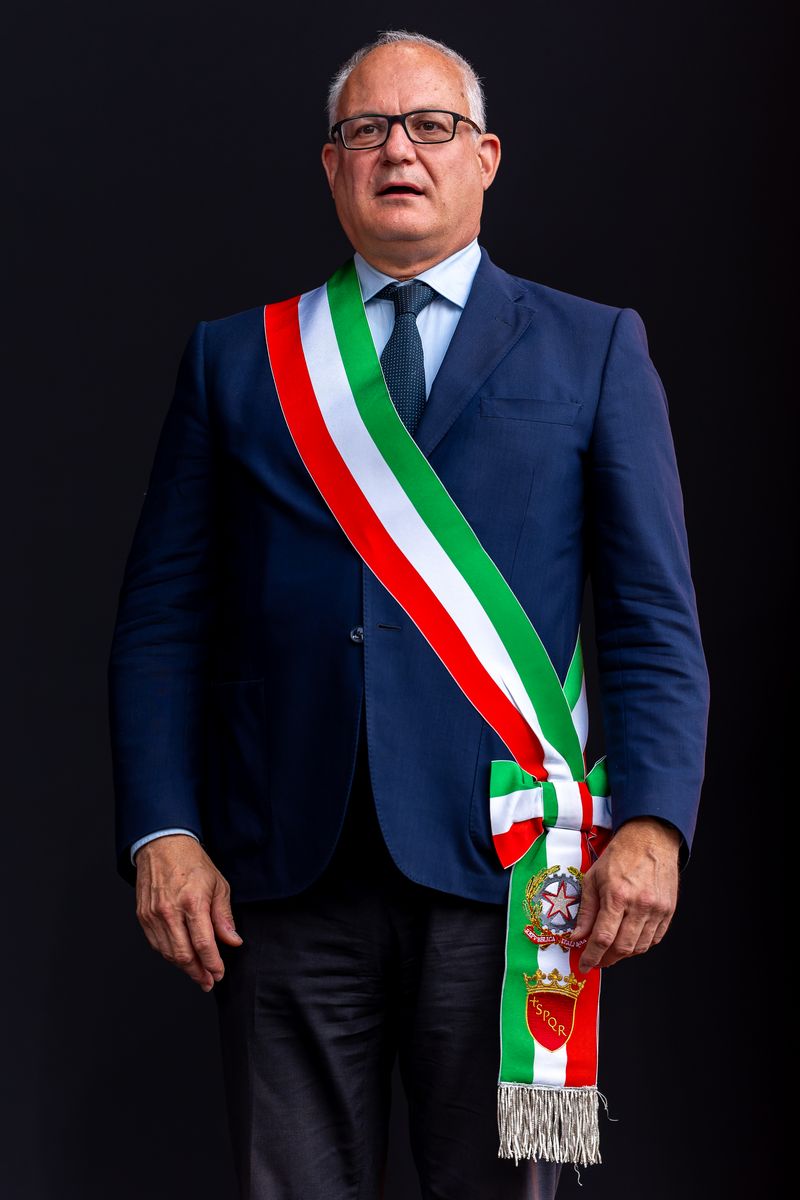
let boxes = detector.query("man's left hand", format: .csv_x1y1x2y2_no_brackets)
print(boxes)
572,817,681,973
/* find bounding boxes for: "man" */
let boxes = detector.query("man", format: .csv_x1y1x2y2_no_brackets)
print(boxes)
109,30,709,1200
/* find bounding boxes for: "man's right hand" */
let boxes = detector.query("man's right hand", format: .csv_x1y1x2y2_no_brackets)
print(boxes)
134,835,244,992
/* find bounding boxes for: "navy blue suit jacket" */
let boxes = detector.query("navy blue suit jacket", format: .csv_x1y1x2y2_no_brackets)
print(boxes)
108,248,710,902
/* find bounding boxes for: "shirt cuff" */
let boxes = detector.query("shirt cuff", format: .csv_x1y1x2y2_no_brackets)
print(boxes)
130,828,200,866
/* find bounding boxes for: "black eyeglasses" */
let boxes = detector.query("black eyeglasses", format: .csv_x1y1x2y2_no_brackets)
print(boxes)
329,109,482,150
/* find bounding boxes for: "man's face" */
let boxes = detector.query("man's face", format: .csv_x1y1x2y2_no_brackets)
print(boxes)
321,43,501,272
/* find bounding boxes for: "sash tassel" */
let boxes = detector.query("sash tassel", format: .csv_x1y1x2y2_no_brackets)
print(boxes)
498,1084,601,1166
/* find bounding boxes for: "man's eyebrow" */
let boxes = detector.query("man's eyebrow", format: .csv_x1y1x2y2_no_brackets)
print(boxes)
341,107,450,117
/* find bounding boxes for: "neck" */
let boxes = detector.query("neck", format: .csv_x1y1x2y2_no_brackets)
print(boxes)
356,236,476,280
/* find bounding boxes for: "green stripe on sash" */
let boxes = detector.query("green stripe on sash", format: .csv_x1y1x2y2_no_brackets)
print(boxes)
489,760,541,799
564,636,583,712
326,261,584,778
499,835,548,1083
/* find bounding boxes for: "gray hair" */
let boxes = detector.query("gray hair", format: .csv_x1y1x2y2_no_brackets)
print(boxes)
326,30,487,132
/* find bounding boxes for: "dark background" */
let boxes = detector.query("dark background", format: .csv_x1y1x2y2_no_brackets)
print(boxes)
2,1,788,1197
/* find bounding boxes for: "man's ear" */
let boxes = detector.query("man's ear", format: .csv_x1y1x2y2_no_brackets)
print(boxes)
321,142,338,196
477,133,502,191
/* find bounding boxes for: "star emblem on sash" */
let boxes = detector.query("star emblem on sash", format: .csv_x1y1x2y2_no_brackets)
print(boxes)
541,879,580,923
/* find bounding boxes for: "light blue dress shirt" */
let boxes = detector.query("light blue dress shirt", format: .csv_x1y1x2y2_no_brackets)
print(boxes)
129,237,482,866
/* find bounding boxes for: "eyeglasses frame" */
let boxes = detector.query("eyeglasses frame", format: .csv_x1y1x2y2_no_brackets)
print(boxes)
328,109,483,150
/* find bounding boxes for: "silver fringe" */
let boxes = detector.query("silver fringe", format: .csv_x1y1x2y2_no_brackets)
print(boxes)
497,1083,601,1166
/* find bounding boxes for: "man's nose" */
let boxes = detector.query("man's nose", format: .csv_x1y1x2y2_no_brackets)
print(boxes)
381,121,418,163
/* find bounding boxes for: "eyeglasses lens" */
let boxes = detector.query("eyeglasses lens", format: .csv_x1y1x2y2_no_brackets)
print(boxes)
340,112,456,148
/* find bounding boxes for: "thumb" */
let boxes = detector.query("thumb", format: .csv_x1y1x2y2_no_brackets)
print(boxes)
571,871,599,943
211,885,244,945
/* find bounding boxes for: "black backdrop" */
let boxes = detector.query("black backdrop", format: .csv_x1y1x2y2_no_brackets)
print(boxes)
2,2,788,1197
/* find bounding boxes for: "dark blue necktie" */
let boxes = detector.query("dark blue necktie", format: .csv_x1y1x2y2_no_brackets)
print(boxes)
376,281,436,434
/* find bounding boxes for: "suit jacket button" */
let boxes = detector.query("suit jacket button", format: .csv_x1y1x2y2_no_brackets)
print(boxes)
350,625,364,644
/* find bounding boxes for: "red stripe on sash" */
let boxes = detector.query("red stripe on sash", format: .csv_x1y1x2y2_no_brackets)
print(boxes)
578,782,594,832
492,818,545,869
264,297,547,777
565,822,600,1086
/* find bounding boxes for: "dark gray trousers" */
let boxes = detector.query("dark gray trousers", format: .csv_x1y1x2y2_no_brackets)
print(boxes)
214,740,561,1200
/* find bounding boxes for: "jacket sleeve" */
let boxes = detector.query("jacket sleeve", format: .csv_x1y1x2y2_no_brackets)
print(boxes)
586,307,710,855
108,321,217,886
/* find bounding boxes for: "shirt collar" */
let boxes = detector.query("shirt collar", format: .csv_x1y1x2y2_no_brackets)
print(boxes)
354,238,481,309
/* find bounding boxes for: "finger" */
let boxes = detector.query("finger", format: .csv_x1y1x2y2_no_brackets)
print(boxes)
139,890,215,989
158,909,216,990
139,920,168,959
136,870,181,957
571,874,600,944
596,911,649,969
141,915,215,990
651,913,673,947
632,917,663,958
177,952,216,992
168,943,216,991
630,891,675,958
137,899,173,960
210,886,244,947
579,903,625,973
184,907,226,980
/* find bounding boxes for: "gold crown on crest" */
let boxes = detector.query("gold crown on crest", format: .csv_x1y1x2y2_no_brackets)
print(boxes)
524,968,585,1000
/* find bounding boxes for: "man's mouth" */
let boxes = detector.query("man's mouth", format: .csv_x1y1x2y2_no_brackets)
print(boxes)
376,184,424,196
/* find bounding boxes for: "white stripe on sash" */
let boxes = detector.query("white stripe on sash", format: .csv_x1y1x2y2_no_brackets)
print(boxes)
298,285,572,781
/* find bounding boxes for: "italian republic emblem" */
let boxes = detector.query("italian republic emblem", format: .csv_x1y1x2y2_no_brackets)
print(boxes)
523,864,587,1051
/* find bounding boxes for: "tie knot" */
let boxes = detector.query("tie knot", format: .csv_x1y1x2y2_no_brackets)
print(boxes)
377,280,436,319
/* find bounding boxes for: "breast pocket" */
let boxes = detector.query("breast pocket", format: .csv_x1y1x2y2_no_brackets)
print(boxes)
479,396,582,425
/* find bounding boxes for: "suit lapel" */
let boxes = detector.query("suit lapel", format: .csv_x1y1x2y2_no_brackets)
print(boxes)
414,248,536,459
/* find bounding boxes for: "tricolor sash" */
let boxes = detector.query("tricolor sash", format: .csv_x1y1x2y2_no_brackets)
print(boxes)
263,259,613,1166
